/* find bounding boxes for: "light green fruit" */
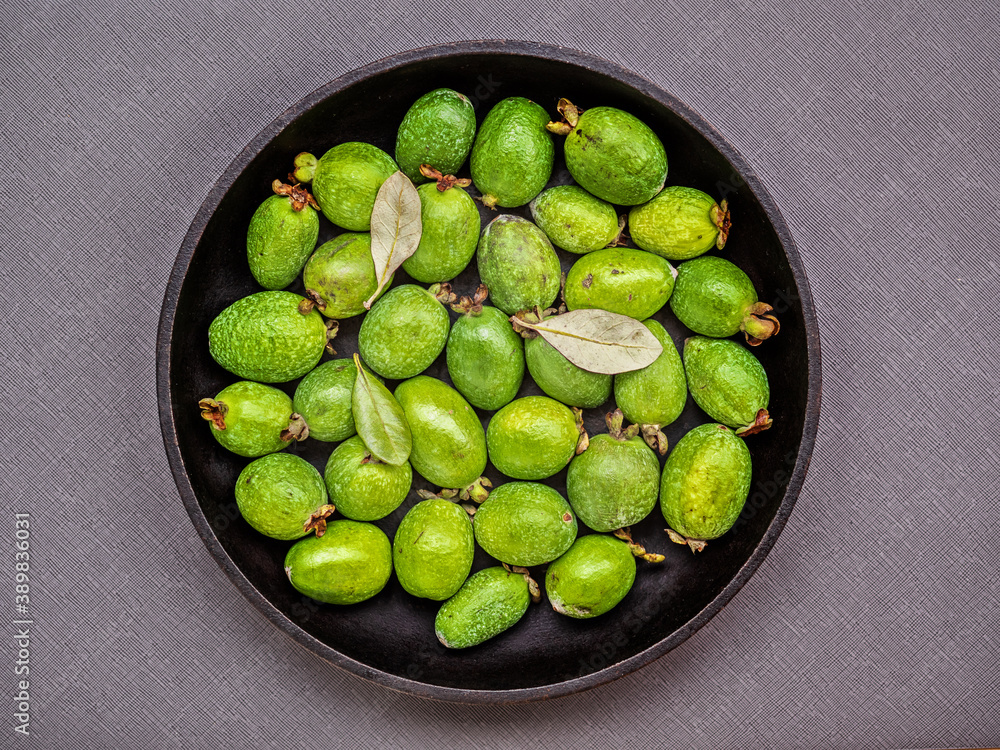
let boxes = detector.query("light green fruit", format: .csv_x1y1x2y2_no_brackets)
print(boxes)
292,359,365,443
284,520,392,605
446,296,524,411
614,319,687,432
487,396,582,480
395,88,476,183
629,186,730,260
402,181,480,283
564,246,675,320
473,481,577,566
683,336,771,435
477,215,561,316
357,284,451,380
312,142,398,231
235,453,330,540
529,185,621,254
246,190,319,290
302,233,388,319
546,535,637,618
323,436,412,521
524,335,611,409
434,566,531,649
199,381,301,458
393,498,474,601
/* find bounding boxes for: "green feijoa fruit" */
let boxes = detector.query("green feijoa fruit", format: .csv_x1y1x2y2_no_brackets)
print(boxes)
614,319,687,448
401,177,481,283
546,534,652,618
246,182,319,290
566,410,660,532
395,88,476,183
284,520,392,604
629,186,731,260
357,284,453,380
235,453,333,540
323,436,412,521
548,100,667,206
292,359,367,442
312,142,398,231
473,481,577,566
208,291,332,383
529,185,622,255
486,396,585,480
524,335,611,409
470,97,554,209
564,247,676,320
477,215,560,316
393,498,474,600
683,336,772,435
199,381,305,458
302,233,388,319
395,376,488,492
435,566,532,649
446,286,524,411
669,255,780,344
660,423,752,552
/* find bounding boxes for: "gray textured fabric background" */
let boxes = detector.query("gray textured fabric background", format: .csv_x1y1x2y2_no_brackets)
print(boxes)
1,0,998,748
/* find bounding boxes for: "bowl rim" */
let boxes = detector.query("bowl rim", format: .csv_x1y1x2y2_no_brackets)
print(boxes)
156,39,822,704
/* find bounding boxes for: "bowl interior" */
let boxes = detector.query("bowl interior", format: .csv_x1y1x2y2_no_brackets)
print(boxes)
162,44,816,699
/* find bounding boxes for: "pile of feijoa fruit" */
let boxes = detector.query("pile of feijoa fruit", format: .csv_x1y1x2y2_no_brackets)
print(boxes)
199,88,781,649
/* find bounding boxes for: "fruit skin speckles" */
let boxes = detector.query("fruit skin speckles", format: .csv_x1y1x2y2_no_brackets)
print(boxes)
683,336,772,436
472,481,578,567
434,566,531,649
357,284,452,380
311,142,398,231
395,88,476,183
476,215,560,316
564,246,675,321
629,186,730,261
394,498,474,601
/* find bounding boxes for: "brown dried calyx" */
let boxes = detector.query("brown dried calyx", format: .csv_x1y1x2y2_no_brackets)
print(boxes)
279,413,309,442
607,214,629,248
614,528,666,563
509,306,560,339
504,563,542,603
735,408,773,437
272,179,319,212
665,528,708,554
741,302,780,346
429,282,458,306
640,425,669,455
417,477,492,516
573,407,590,454
198,398,228,430
297,289,326,315
419,164,472,192
605,408,640,442
450,284,489,316
546,98,582,136
302,504,336,537
711,199,732,250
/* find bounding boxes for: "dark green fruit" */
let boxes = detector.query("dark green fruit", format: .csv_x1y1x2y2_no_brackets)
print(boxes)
401,175,481,283
565,410,660,532
395,376,488,492
487,396,585,480
524,335,611,409
312,142,398,231
669,255,780,345
208,291,331,383
246,182,319,290
393,498,474,601
446,286,524,411
548,100,667,205
358,284,452,380
302,233,388,319
473,481,577,566
660,423,752,552
470,97,554,208
284,520,392,604
199,381,305,458
529,185,621,254
395,88,476,183
629,186,731,260
477,215,560,315
292,358,368,442
564,246,676,320
323,436,412,521
614,319,687,447
235,453,332,540
684,336,772,435
435,566,532,649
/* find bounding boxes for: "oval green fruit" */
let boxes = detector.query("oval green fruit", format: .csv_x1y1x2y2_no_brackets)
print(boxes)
487,396,582,480
401,182,481,283
284,520,392,605
524,336,611,409
546,535,636,618
302,233,387,319
473,481,577,566
357,284,451,380
683,336,772,435
564,246,676,320
614,319,687,432
669,255,780,344
470,97,554,208
529,185,621,254
435,566,530,649
208,291,329,383
393,498,474,601
235,453,331,540
660,423,752,549
446,295,524,411
199,380,301,458
246,192,319,290
312,142,398,231
323,436,412,521
477,215,560,316
395,88,476,183
394,376,487,491
292,359,364,442
629,186,730,260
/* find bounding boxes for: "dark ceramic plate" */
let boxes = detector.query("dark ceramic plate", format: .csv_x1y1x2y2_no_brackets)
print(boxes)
157,40,821,703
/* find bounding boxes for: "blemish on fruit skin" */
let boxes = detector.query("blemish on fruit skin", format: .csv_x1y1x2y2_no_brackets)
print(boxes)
562,513,572,522
582,273,593,289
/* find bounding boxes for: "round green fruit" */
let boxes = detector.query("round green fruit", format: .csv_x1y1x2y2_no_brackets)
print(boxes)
477,215,560,316
564,246,676,320
524,335,611,409
435,566,531,649
323,436,412,521
292,359,365,443
395,88,476,183
246,186,319,290
614,319,687,439
302,233,387,319
284,520,392,604
473,481,577,566
312,142,398,231
235,453,331,540
629,186,730,260
486,396,584,480
199,380,304,458
546,535,638,618
401,179,480,283
394,498,475,601
683,336,772,435
358,284,452,380
529,185,621,254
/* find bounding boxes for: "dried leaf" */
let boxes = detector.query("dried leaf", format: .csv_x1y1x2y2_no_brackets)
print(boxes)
365,171,422,309
351,354,412,465
513,309,662,374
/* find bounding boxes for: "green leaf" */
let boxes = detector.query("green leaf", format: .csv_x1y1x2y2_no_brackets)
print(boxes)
351,354,412,465
365,170,422,309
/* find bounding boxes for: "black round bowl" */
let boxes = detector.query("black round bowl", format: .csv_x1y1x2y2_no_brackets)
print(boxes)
157,41,821,703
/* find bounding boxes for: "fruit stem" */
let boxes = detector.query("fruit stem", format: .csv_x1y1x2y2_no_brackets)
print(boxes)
272,179,319,212
640,424,669,455
198,398,227,430
324,320,339,355
742,302,780,346
665,528,707,554
573,407,590,454
418,164,472,192
546,98,581,135
450,284,489,316
508,565,542,603
460,476,492,504
290,152,317,184
302,504,335,537
605,408,640,441
736,408,773,437
711,199,732,250
614,528,666,563
280,413,310,442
